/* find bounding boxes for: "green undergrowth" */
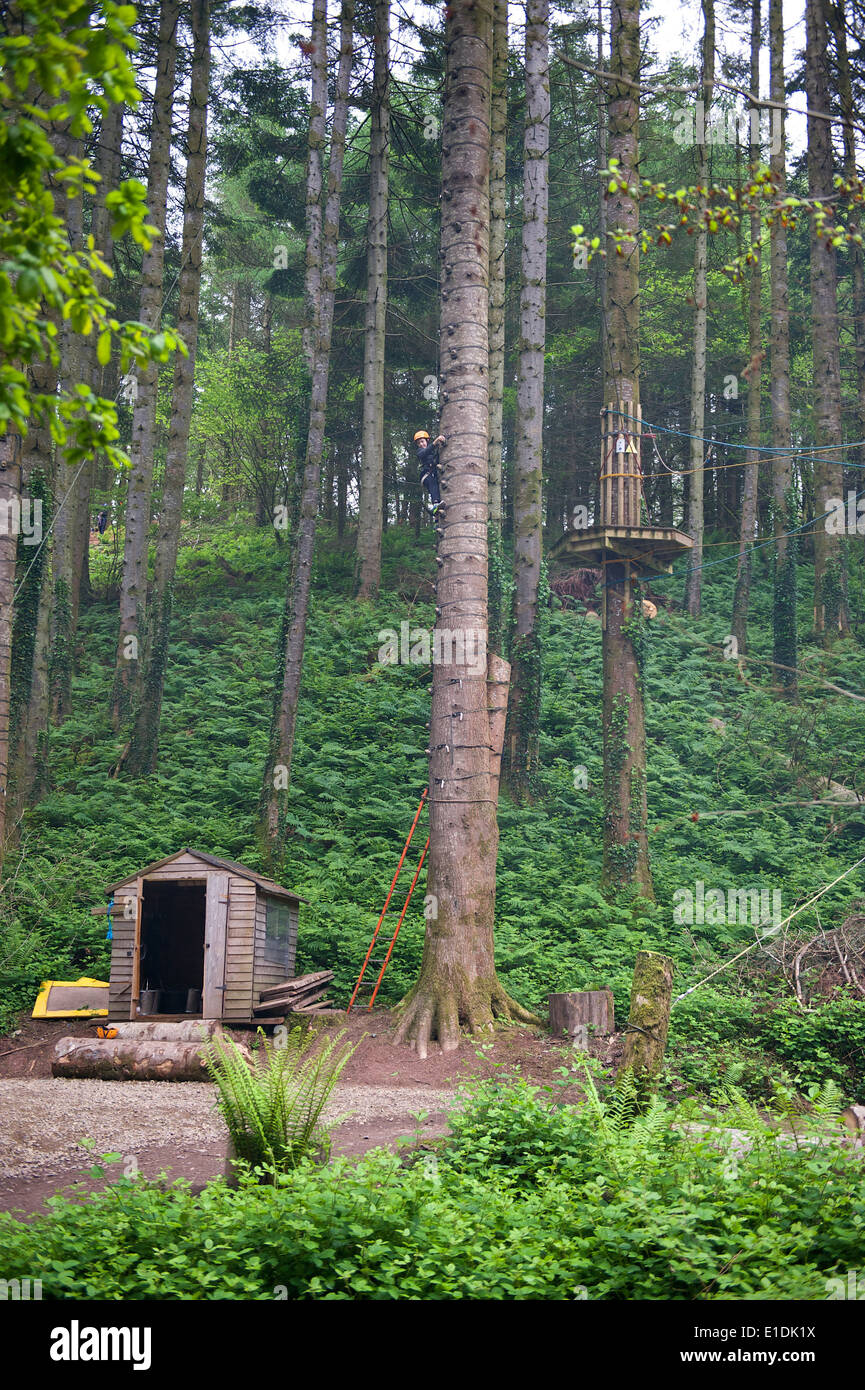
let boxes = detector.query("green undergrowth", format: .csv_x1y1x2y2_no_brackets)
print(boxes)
0,1075,862,1300
2,521,864,1101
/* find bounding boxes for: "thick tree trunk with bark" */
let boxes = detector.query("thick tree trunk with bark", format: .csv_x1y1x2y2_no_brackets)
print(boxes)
486,0,507,652
768,0,797,694
124,0,210,776
355,0,390,599
260,0,354,852
683,0,714,617
504,0,550,799
731,0,761,652
111,0,179,726
600,0,652,899
394,0,535,1058
487,0,507,533
806,0,848,638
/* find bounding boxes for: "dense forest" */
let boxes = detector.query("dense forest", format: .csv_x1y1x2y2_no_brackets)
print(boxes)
1,0,865,1318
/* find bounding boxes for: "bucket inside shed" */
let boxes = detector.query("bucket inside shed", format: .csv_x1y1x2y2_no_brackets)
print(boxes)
139,881,206,1016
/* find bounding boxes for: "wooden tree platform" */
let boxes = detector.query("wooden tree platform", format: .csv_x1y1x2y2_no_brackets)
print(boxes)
550,524,693,578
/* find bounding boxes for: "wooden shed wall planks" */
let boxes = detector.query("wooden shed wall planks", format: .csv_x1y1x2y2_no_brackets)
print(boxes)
108,890,139,1020
224,876,256,1020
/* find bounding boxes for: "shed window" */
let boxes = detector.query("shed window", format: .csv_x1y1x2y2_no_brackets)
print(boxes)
266,901,292,942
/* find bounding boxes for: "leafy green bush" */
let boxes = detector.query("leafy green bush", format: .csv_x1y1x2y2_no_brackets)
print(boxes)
1,1079,863,1300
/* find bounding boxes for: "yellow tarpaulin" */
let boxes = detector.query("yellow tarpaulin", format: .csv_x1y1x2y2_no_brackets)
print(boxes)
32,977,109,1019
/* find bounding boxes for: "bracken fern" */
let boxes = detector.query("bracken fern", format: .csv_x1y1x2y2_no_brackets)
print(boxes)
203,1026,356,1182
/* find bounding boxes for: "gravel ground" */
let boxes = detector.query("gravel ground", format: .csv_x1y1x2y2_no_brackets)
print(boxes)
0,1079,454,1181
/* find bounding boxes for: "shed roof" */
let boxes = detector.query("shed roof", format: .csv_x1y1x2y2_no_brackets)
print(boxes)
105,848,308,903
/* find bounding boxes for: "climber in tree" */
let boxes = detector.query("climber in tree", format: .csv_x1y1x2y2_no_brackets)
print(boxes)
414,429,446,514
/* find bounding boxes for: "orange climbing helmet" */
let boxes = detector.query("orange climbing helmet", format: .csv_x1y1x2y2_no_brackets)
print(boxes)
413,430,430,443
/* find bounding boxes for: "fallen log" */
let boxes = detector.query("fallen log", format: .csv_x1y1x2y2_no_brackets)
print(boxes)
106,1021,222,1042
51,1035,251,1081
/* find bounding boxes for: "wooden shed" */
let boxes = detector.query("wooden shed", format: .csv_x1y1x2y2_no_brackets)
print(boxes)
102,849,307,1024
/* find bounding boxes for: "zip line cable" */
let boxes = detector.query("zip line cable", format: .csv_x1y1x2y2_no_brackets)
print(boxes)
646,482,865,583
644,419,865,456
671,852,865,1005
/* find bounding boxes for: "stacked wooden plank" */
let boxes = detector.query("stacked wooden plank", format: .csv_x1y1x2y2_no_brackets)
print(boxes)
253,971,335,1016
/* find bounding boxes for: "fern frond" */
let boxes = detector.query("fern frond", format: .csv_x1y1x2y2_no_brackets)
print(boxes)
202,1025,356,1182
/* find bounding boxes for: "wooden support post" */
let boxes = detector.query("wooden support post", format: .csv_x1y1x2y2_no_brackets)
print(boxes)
616,950,674,1092
487,651,510,807
549,990,614,1044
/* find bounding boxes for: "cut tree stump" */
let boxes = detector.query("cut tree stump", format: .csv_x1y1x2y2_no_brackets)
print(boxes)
548,990,614,1042
616,950,674,1089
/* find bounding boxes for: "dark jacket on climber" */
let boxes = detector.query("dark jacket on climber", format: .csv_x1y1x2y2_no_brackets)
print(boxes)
414,430,445,510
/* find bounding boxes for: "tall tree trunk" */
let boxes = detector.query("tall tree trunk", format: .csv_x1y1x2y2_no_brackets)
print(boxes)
49,131,85,724
488,0,507,534
8,364,55,815
829,3,865,476
355,0,390,599
337,441,349,538
504,0,550,799
124,0,210,776
15,99,122,786
487,0,507,653
228,279,251,359
76,103,126,623
597,0,608,380
601,0,653,898
394,0,535,1058
0,434,22,864
731,0,761,652
683,0,714,617
769,0,797,693
260,0,354,851
111,0,179,726
302,0,328,374
806,0,848,638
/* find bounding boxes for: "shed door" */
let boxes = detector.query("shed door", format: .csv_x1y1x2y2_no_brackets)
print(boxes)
203,873,229,1018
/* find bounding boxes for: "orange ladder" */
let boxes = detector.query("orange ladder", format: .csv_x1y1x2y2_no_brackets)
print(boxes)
347,789,429,1013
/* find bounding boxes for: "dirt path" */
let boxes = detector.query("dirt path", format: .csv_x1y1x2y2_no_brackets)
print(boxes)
0,1077,453,1216
0,1011,592,1216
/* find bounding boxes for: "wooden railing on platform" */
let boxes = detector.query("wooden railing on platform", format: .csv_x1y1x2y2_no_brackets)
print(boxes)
600,400,643,529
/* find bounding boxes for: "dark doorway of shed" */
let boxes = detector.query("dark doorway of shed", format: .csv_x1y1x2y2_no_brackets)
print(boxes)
139,881,206,1016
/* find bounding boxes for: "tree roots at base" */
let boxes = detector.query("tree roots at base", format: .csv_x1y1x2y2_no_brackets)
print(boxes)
393,975,539,1059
